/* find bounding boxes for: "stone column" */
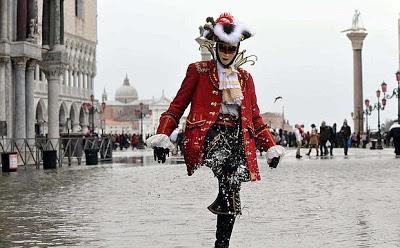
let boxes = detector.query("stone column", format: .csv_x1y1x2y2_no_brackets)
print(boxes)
35,64,39,81
25,60,37,140
91,75,95,91
69,69,73,87
72,121,80,133
88,75,92,90
84,73,88,89
63,69,67,85
5,58,12,137
13,57,28,139
78,71,82,88
347,32,367,135
73,71,76,87
0,0,8,41
0,57,7,122
45,68,63,139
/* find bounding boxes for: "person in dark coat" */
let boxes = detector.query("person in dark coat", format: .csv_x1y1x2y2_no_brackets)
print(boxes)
388,122,400,157
319,121,330,156
340,120,351,156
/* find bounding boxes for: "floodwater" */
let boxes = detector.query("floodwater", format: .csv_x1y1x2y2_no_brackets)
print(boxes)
0,149,400,248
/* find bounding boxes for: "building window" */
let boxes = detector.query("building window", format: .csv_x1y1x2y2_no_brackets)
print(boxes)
75,0,84,18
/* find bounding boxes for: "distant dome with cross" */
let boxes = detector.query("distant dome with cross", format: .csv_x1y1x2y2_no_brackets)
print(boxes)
115,74,138,103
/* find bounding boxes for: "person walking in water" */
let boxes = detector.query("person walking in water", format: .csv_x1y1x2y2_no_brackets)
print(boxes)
146,13,285,248
340,120,351,156
306,124,319,157
294,124,303,159
319,121,330,156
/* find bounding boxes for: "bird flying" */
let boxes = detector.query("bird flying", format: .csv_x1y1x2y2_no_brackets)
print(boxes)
274,96,283,103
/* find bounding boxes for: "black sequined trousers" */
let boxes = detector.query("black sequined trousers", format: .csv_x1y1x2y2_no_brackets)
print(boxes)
203,124,250,248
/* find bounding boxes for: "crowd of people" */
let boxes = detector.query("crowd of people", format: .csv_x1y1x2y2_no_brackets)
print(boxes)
108,133,148,151
268,119,400,158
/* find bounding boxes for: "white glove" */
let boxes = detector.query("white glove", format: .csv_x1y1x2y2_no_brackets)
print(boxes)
266,145,285,164
146,134,175,150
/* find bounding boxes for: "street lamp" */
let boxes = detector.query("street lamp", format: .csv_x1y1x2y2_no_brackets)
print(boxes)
90,94,95,134
135,103,145,149
88,94,106,136
375,87,386,149
364,99,371,133
383,71,400,124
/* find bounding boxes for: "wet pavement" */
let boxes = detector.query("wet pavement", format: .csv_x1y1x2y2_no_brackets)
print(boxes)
0,148,400,248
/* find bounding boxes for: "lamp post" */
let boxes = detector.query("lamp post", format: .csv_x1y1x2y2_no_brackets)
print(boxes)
136,102,145,149
88,95,106,136
397,71,400,124
90,94,95,134
364,99,371,133
375,87,387,149
383,71,400,124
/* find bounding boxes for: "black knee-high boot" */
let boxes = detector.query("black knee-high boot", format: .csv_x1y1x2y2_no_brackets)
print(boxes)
208,176,241,215
215,214,236,248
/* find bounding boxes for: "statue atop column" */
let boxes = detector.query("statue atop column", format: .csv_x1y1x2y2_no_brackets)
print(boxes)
342,9,366,33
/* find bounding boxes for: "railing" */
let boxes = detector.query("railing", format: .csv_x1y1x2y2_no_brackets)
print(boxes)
0,136,113,168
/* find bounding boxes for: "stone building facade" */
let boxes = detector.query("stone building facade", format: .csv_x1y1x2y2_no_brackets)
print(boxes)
0,0,97,140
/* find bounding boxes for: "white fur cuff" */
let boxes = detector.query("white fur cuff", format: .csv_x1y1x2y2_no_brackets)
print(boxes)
146,134,175,150
266,145,285,163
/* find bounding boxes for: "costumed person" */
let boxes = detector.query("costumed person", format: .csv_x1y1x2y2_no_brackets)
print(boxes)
146,13,285,248
388,121,400,157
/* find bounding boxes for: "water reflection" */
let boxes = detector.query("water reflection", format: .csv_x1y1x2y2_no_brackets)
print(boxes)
0,152,399,247
356,211,372,247
113,156,186,166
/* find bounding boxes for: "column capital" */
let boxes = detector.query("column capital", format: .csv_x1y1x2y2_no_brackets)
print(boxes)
12,57,28,70
0,56,10,63
40,49,68,80
42,66,65,80
346,32,368,50
26,59,39,70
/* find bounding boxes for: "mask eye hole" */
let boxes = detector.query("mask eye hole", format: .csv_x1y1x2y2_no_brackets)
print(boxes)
217,43,237,54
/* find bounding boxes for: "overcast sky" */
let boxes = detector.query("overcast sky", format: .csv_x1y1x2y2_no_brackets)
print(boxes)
96,0,400,131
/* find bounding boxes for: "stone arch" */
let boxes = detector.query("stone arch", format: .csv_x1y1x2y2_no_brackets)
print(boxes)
79,104,88,133
35,99,47,136
59,101,68,133
69,102,80,132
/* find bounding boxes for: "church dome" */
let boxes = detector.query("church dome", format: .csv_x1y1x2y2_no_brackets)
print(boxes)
115,74,138,103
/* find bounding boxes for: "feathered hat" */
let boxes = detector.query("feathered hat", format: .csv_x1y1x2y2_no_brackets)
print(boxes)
202,13,253,45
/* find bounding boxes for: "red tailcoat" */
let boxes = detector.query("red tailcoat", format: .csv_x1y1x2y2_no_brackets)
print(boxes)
157,60,276,181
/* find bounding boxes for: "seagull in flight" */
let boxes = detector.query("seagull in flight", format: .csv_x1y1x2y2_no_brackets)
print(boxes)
274,96,283,103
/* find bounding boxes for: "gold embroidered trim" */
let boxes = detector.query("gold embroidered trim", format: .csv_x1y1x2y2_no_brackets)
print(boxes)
195,62,210,73
161,114,178,127
255,124,269,137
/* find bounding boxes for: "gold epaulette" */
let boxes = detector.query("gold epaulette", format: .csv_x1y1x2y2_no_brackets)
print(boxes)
238,68,250,81
195,61,210,73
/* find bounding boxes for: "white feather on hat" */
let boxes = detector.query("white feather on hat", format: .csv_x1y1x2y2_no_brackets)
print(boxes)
202,13,253,45
213,21,252,45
